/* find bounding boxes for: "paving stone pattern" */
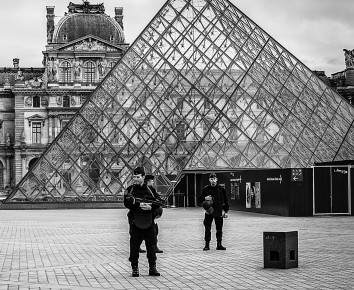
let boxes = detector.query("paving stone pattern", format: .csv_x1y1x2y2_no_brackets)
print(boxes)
0,208,353,289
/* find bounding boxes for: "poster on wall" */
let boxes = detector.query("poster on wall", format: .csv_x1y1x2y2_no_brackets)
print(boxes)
255,182,261,208
246,182,261,208
246,182,251,208
230,179,240,200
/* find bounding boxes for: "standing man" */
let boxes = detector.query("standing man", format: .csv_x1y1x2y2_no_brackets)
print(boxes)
144,174,164,253
124,167,161,277
198,173,229,251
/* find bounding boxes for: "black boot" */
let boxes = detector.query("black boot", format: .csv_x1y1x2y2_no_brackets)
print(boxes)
155,245,163,253
216,240,226,250
203,241,210,251
131,263,139,277
148,262,160,276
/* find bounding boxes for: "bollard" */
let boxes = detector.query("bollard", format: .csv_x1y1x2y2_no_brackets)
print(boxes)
263,231,298,269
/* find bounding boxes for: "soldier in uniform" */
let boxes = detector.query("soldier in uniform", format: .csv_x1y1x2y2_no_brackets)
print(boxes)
144,174,164,253
124,167,161,277
198,172,229,251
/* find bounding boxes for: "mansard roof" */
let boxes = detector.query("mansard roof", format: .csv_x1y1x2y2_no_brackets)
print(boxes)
52,11,125,44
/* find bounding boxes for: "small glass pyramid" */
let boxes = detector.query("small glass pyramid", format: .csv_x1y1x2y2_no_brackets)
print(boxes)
6,0,354,203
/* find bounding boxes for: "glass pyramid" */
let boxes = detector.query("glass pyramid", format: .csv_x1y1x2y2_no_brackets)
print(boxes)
6,0,354,203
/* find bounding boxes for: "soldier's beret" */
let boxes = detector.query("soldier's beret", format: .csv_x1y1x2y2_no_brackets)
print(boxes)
145,174,155,181
133,166,145,176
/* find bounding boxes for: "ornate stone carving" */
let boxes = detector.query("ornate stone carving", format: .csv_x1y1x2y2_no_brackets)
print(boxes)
20,129,25,143
41,96,49,107
64,39,115,51
25,97,33,107
68,1,105,14
98,59,107,77
80,95,86,104
56,96,62,106
16,70,25,81
26,77,43,88
5,132,10,146
46,59,58,81
27,114,45,127
344,49,354,68
74,59,81,80
4,77,10,87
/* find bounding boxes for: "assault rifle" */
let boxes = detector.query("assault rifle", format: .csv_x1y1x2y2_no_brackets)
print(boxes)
125,185,165,208
134,194,165,207
125,194,165,207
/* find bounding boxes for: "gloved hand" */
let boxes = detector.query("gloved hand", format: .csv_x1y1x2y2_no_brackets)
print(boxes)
140,202,152,210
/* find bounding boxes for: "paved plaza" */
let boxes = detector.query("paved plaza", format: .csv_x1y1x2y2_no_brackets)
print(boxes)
0,207,353,289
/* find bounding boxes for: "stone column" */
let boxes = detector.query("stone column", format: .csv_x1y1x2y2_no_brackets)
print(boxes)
55,116,60,138
21,154,27,178
3,158,8,188
48,116,53,143
5,157,10,187
14,152,23,185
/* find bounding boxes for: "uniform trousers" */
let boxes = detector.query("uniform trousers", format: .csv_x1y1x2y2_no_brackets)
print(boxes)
129,224,157,265
203,213,223,242
154,223,159,244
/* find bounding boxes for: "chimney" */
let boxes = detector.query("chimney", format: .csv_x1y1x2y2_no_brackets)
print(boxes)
46,6,55,44
13,58,19,69
115,7,124,30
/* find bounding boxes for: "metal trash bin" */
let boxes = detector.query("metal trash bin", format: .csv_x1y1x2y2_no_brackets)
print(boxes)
263,231,298,269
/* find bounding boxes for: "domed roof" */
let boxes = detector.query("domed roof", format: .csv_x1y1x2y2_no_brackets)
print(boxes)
52,13,125,44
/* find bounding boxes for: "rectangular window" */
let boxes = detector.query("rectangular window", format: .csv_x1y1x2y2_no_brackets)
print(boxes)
32,122,41,144
60,66,71,83
84,62,96,83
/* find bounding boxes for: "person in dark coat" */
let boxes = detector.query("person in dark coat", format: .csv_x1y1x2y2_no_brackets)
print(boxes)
144,174,164,253
124,167,161,277
198,172,229,251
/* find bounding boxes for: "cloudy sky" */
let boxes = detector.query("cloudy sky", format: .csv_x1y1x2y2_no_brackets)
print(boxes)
1,0,354,76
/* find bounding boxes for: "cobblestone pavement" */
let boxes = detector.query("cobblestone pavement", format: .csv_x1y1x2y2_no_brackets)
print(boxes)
0,207,353,289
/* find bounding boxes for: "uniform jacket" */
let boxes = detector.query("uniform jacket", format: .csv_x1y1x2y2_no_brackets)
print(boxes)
198,184,229,217
124,184,160,226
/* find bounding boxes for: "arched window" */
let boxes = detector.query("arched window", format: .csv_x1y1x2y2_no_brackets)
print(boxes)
60,61,71,83
28,158,39,171
33,96,41,108
84,61,96,83
63,95,70,107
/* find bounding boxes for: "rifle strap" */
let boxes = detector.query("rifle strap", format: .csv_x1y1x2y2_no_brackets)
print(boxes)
127,185,136,204
146,185,156,199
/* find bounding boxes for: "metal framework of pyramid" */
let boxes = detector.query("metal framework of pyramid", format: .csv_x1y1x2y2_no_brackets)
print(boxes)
5,0,354,203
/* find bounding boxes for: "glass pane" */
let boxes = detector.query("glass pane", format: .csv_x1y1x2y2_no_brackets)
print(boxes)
6,0,354,203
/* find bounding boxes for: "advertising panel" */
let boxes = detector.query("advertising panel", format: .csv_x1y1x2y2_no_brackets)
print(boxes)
246,181,261,208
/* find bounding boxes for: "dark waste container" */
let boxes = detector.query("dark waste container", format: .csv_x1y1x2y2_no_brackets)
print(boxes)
263,231,298,269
